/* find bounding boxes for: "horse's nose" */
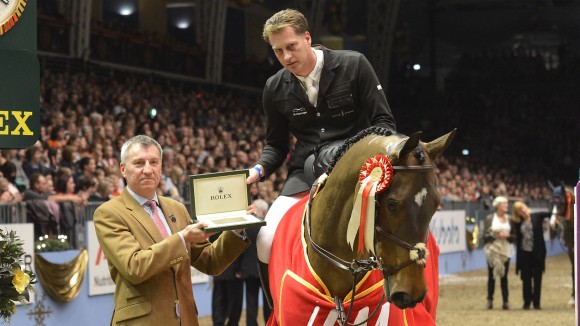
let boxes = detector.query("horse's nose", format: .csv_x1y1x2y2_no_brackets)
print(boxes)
390,291,426,309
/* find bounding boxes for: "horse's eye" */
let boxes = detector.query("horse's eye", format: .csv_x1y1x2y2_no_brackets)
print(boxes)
386,199,398,213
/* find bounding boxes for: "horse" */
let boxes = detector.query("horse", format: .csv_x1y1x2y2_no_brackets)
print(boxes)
267,127,456,325
548,182,576,307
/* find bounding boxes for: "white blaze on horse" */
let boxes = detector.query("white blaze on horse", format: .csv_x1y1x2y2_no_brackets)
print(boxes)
267,127,456,325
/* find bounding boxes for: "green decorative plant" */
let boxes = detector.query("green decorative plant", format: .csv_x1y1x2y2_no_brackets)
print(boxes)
0,229,36,323
34,235,70,253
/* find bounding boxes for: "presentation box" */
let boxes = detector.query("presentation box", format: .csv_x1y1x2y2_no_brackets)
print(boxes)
189,169,266,232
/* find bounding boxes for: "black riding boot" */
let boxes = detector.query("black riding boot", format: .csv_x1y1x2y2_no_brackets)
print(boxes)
258,261,273,309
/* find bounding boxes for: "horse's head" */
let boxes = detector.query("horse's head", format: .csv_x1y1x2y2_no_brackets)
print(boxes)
549,181,575,229
373,130,455,308
311,127,455,310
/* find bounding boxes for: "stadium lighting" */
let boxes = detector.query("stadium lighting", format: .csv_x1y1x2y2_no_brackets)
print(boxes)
176,20,190,29
118,5,135,16
413,63,421,71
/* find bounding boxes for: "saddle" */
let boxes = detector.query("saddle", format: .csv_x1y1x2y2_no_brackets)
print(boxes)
304,140,343,186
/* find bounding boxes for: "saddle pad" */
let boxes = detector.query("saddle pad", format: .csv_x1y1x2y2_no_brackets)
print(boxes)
268,196,439,325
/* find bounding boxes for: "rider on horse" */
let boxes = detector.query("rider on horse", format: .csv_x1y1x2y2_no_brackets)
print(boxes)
245,9,396,308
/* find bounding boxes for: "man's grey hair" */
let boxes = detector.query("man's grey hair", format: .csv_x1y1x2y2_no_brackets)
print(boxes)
120,135,163,164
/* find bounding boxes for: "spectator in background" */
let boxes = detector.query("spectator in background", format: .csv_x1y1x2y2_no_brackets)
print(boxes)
60,145,78,170
53,168,84,247
47,125,67,149
512,201,551,310
0,150,25,202
478,184,494,210
1,149,29,191
101,143,119,169
22,173,59,238
0,176,22,204
76,157,97,185
47,147,62,176
105,166,124,197
76,175,97,201
156,177,180,201
88,179,113,202
483,196,515,310
22,145,51,178
94,165,107,183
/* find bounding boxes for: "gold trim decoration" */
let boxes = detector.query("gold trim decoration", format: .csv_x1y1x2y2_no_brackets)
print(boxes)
34,249,88,302
26,294,52,325
465,216,479,251
0,0,27,36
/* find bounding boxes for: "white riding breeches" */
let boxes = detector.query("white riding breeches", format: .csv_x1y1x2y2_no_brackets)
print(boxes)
256,192,308,263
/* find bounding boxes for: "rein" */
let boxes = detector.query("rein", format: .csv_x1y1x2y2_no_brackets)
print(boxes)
305,163,435,326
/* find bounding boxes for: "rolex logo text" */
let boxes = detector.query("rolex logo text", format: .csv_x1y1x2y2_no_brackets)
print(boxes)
211,186,232,200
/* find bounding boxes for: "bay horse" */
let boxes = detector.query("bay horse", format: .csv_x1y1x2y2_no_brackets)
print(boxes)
268,127,455,325
549,182,576,307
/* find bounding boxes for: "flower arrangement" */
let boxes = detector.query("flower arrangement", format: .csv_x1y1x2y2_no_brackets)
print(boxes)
34,235,70,253
0,229,36,323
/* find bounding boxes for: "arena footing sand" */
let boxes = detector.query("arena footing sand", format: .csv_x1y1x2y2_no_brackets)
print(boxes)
437,253,574,326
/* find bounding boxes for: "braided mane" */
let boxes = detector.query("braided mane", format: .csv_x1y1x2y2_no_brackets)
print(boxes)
326,126,395,175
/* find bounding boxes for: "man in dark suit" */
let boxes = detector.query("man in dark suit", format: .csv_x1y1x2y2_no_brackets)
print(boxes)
94,135,251,325
245,9,396,307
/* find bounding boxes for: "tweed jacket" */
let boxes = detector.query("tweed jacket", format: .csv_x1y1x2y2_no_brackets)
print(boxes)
94,188,249,325
257,45,396,196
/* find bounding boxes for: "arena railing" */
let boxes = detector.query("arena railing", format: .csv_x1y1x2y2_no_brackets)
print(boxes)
0,202,27,224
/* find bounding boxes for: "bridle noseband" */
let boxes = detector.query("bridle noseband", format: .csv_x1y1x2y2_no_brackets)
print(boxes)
305,163,435,326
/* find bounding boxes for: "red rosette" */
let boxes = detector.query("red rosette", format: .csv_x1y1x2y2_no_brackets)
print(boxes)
358,155,393,194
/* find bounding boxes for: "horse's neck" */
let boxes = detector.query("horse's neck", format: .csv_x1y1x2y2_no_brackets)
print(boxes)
310,173,358,247
306,172,365,297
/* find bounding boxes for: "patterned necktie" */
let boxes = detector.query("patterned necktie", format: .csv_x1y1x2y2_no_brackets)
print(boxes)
304,77,318,107
146,200,169,239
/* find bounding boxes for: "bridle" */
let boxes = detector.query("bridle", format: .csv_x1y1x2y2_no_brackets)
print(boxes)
553,187,573,221
305,163,435,326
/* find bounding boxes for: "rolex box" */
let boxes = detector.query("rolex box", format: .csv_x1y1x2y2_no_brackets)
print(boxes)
189,169,266,232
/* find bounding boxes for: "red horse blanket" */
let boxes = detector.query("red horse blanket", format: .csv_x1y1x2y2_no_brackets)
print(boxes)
268,196,439,325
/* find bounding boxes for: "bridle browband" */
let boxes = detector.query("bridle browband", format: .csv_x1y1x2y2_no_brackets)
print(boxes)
305,163,435,326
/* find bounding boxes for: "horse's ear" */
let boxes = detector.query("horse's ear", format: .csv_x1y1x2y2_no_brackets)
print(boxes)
425,129,457,159
388,132,422,162
547,180,555,190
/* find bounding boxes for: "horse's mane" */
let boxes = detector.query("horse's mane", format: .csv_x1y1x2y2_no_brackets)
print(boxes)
326,126,395,174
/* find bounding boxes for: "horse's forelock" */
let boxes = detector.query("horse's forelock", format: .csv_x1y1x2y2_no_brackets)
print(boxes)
412,146,426,165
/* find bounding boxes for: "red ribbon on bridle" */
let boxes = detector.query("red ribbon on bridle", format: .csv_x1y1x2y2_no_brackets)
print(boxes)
347,155,394,254
564,191,572,221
